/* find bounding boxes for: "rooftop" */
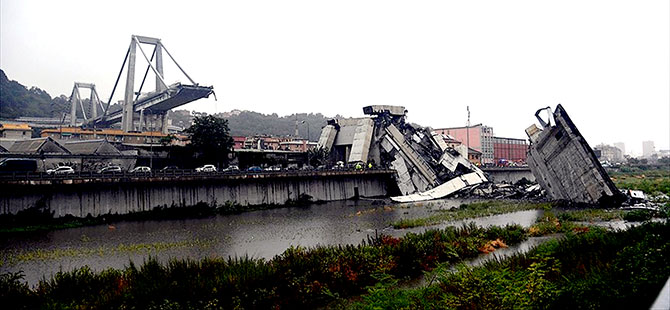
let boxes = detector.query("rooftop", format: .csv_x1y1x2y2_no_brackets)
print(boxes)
0,123,32,130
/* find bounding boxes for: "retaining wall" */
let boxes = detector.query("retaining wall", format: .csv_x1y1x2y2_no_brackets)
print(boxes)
0,171,393,218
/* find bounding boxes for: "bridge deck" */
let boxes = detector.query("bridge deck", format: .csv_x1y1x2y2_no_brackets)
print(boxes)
93,84,214,127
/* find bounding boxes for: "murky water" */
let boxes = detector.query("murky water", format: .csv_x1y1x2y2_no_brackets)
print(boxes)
0,198,544,285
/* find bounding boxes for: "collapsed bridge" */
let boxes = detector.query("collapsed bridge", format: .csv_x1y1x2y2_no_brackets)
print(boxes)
318,105,488,202
69,35,214,133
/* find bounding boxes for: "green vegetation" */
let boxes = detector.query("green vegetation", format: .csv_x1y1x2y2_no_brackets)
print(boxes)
392,201,554,229
0,224,528,309
184,115,234,168
221,110,329,141
0,69,68,119
307,146,330,167
348,221,670,309
610,168,670,196
555,208,626,222
0,238,216,268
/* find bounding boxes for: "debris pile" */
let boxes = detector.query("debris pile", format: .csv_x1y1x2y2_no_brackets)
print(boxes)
318,105,487,203
619,189,667,210
452,180,545,200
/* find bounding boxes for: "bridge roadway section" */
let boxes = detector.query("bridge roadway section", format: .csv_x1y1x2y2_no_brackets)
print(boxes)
0,170,396,218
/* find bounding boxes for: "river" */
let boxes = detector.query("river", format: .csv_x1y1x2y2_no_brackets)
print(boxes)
0,198,543,285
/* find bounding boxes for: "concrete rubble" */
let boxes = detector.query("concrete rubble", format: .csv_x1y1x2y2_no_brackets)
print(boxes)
451,178,546,200
525,105,626,206
318,105,488,202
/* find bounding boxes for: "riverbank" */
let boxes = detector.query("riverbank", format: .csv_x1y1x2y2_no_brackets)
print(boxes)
344,221,669,309
3,218,667,309
1,198,667,308
2,223,529,309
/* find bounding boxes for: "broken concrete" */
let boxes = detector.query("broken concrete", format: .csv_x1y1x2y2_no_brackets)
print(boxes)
318,105,488,202
525,105,625,206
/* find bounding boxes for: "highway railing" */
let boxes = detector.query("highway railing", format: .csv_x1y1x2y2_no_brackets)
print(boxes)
0,167,394,182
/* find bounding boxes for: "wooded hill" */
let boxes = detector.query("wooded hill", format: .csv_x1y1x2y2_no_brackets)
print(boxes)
0,69,337,140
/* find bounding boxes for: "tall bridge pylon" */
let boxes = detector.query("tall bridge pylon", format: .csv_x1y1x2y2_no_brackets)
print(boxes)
90,35,214,133
69,83,104,126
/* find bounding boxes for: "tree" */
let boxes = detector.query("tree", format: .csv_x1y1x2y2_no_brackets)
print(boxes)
160,134,177,146
184,115,234,168
307,146,330,167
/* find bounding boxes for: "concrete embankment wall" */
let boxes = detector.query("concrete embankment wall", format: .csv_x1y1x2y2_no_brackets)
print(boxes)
0,171,393,218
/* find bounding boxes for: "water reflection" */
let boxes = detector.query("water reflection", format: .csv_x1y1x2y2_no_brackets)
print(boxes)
0,198,543,285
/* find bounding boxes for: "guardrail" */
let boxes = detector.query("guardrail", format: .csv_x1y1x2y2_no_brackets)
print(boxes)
0,168,394,182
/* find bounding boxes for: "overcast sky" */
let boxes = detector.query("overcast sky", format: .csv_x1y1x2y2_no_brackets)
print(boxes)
1,0,668,155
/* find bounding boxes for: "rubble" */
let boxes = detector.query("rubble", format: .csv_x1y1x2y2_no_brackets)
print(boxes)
525,105,626,206
450,178,546,200
318,105,487,202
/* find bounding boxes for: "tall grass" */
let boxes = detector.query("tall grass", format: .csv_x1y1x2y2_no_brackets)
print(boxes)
350,221,670,309
611,168,670,195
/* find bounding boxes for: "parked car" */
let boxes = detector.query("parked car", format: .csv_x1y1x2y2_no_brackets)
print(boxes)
332,161,345,170
264,165,281,171
47,166,75,175
247,166,262,172
196,164,217,172
160,165,179,172
222,165,239,172
300,165,314,171
98,165,122,173
0,158,37,174
130,166,151,173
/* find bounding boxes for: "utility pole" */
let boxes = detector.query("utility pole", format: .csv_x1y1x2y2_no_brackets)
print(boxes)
466,106,470,156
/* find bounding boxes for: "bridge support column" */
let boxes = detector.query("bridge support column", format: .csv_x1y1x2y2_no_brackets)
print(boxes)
161,112,169,134
69,88,78,126
122,39,137,133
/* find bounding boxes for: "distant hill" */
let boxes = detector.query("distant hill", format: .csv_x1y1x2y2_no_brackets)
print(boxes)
170,109,333,141
220,110,333,141
0,69,338,140
0,69,69,119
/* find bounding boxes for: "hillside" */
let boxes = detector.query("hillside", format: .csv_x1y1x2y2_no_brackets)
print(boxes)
171,109,333,141
0,69,336,141
220,110,331,141
0,69,69,119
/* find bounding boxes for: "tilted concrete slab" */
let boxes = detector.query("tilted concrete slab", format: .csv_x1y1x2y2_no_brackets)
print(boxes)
526,104,624,205
348,118,374,163
317,124,338,151
391,171,487,202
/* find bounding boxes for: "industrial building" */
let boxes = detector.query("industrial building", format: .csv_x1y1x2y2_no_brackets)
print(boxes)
434,124,494,165
39,127,187,146
493,137,528,165
594,144,624,163
0,123,32,139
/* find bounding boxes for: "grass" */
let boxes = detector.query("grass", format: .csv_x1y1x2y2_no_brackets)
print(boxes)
610,168,670,196
392,200,554,229
0,238,217,268
554,208,626,222
346,221,670,309
0,224,530,309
